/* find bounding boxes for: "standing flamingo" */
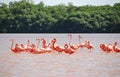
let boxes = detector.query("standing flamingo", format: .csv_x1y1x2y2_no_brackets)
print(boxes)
40,38,52,53
100,44,108,52
63,44,75,54
20,44,27,52
41,38,48,48
50,38,64,54
10,38,22,53
36,38,52,53
30,44,41,54
86,41,94,52
113,42,120,53
100,43,113,53
68,34,80,51
20,40,32,52
78,40,88,49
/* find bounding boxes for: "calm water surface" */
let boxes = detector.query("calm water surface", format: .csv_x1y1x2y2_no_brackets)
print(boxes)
0,33,120,77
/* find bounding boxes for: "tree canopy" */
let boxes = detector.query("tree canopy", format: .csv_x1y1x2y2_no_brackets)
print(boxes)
0,0,120,33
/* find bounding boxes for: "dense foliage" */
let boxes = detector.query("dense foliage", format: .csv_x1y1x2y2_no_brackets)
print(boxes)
0,0,120,33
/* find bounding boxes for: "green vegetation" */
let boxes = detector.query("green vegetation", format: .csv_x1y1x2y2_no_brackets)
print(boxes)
0,0,120,33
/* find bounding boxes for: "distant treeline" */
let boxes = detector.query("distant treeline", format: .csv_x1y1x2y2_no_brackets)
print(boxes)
0,0,120,33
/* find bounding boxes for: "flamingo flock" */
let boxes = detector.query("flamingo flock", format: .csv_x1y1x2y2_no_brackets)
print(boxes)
10,34,120,54
100,42,120,53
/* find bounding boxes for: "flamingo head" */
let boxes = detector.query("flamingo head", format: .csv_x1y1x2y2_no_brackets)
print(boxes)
21,44,24,48
28,40,30,42
52,38,56,43
36,38,40,41
10,38,14,42
100,44,105,49
64,44,68,48
31,44,36,47
78,35,82,39
114,42,117,45
15,44,19,47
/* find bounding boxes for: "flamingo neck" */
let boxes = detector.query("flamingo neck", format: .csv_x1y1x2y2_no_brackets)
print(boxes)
11,40,14,50
27,41,30,47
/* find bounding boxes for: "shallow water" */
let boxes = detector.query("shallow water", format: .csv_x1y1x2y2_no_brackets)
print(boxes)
0,33,120,77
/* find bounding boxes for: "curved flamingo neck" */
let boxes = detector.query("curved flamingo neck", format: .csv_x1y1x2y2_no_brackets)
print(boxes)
36,39,40,48
113,43,117,50
11,39,14,50
42,39,47,48
27,40,30,47
68,34,72,46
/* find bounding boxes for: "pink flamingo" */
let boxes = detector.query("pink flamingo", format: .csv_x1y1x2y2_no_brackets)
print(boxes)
107,44,113,52
26,40,32,52
30,44,41,54
79,40,87,48
100,43,113,53
40,38,52,53
36,38,52,53
86,41,94,52
113,42,120,53
41,38,49,48
20,44,27,52
50,38,64,54
10,38,22,53
63,44,75,54
68,34,80,51
20,40,32,52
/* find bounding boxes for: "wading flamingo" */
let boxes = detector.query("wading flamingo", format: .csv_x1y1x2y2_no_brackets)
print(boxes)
100,43,113,53
20,40,32,52
40,38,52,53
20,44,27,52
41,38,48,48
68,34,80,51
79,40,87,48
36,38,51,53
86,41,94,52
63,44,75,54
50,38,64,54
30,44,41,54
11,38,22,53
113,42,120,53
107,44,113,52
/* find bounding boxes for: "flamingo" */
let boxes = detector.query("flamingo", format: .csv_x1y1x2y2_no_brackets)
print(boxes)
41,38,49,48
68,34,80,51
63,44,75,54
79,40,87,48
86,41,94,52
100,43,113,53
10,38,22,53
20,40,32,52
30,44,42,54
113,42,120,53
100,44,108,52
40,38,52,53
20,44,27,52
36,38,52,54
50,38,64,54
107,44,113,52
